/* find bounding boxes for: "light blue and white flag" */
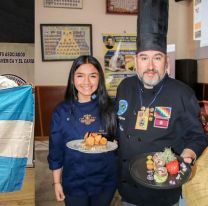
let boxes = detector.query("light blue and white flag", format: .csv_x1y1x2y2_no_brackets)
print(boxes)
0,85,34,192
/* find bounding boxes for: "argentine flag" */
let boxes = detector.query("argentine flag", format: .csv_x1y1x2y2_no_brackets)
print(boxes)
0,85,34,192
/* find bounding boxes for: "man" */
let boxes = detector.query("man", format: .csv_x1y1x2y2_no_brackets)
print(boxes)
105,35,114,49
116,0,207,206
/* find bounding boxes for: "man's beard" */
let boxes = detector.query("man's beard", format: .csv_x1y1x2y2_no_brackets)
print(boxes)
139,69,164,88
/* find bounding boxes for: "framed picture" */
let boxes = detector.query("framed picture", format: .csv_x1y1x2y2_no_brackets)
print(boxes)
43,0,83,9
106,0,138,15
40,24,92,61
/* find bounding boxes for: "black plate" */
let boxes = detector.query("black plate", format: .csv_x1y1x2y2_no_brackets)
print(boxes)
129,152,192,189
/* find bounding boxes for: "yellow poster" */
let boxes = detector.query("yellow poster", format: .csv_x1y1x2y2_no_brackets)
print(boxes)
102,34,136,97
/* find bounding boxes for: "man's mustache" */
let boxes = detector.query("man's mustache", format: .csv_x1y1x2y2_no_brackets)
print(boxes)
144,69,159,73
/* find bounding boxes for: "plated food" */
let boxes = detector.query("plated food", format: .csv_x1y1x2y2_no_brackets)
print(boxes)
66,132,118,154
129,149,192,189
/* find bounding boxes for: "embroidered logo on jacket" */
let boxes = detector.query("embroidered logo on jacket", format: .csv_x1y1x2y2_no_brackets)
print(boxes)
117,100,128,115
153,107,171,129
79,114,96,125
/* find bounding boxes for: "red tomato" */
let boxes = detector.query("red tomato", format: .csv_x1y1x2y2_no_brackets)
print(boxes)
166,160,179,175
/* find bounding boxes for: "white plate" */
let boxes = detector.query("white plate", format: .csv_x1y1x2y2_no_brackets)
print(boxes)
66,139,118,153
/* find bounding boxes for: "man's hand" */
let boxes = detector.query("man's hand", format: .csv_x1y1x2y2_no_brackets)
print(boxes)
181,148,196,164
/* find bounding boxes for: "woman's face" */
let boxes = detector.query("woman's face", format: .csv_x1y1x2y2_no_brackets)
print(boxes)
74,63,99,102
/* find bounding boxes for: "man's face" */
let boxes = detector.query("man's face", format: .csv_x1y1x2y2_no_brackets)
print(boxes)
107,38,113,45
136,50,167,88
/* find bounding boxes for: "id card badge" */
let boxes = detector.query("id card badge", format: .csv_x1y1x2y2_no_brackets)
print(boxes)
135,110,149,130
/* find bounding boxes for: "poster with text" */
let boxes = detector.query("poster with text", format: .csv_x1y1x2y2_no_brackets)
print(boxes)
0,43,34,84
102,33,136,97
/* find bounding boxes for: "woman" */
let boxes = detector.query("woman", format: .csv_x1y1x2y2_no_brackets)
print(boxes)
48,55,117,206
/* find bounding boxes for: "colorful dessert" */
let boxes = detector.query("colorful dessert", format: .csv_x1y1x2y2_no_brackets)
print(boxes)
146,156,154,171
153,167,168,183
146,148,182,184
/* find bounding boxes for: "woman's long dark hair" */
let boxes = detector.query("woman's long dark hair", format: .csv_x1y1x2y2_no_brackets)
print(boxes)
65,55,117,138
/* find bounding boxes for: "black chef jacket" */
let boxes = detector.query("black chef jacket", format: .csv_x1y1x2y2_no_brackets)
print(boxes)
116,74,207,206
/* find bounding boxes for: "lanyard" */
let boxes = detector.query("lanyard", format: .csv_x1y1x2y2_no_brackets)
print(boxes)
135,81,165,130
139,83,164,109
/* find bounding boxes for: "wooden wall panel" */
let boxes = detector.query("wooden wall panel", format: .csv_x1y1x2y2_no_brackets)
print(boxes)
34,84,208,139
35,86,66,138
35,91,41,137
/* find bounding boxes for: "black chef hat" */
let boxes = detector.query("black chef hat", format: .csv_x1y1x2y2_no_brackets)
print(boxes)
137,0,169,54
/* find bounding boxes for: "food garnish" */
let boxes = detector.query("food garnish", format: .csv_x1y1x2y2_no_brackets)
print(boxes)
147,174,154,181
169,180,176,185
147,155,153,160
153,148,177,164
166,159,179,175
180,162,187,172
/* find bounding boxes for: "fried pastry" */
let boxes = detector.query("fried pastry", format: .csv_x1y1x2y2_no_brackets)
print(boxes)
81,132,107,150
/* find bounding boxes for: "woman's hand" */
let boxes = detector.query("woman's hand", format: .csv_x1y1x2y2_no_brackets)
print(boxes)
52,169,65,201
113,139,118,144
54,183,65,201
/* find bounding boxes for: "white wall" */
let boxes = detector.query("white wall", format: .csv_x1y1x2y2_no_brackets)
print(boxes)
0,43,34,83
168,0,196,58
35,0,193,85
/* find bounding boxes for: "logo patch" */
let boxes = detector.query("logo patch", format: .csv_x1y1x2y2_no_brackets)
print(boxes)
154,118,169,129
154,107,172,118
117,100,128,115
79,114,96,125
153,107,171,129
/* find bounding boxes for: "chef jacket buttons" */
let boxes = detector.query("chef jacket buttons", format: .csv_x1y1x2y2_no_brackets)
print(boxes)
138,137,142,141
127,134,131,139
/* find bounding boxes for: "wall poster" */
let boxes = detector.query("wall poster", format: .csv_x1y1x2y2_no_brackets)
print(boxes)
43,0,83,9
102,34,176,98
102,33,137,97
106,0,138,15
40,24,92,61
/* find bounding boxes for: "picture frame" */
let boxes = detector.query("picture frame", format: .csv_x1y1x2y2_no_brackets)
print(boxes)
40,24,92,61
43,0,83,9
106,0,138,15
